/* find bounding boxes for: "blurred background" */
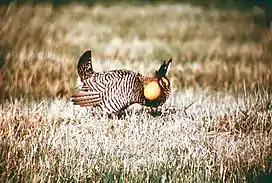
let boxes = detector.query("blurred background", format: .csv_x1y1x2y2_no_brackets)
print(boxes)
0,0,271,101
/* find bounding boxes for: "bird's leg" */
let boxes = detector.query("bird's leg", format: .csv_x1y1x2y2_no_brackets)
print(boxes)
107,113,115,119
116,110,126,120
150,107,162,117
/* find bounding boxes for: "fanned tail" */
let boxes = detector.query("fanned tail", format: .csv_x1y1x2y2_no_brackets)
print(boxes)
71,91,101,107
77,50,93,81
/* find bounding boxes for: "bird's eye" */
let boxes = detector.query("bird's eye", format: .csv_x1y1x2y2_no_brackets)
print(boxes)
159,77,169,87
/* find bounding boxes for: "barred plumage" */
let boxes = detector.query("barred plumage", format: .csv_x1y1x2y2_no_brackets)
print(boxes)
71,50,172,116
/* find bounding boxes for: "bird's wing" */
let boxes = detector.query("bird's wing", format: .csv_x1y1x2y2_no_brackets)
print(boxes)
71,91,102,107
71,73,109,107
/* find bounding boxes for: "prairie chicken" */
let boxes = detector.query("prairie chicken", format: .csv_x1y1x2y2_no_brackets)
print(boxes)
71,50,172,117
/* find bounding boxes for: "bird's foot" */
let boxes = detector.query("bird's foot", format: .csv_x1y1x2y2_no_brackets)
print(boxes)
149,107,162,117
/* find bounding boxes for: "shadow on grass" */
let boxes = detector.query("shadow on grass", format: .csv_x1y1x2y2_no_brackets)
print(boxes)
247,166,272,183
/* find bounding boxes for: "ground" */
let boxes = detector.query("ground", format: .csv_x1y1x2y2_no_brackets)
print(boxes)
0,2,271,182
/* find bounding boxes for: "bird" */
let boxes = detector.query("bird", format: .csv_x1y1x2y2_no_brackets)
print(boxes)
71,50,172,118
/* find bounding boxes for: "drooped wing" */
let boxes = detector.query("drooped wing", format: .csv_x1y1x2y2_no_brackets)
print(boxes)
71,91,102,107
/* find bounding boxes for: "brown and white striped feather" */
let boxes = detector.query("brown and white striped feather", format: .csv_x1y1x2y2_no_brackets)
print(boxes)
71,91,101,107
72,70,146,113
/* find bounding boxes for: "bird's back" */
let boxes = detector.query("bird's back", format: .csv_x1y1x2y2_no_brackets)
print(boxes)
74,68,146,114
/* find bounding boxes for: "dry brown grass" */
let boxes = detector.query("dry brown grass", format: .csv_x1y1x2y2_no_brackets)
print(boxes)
0,2,271,182
0,3,271,100
0,91,271,182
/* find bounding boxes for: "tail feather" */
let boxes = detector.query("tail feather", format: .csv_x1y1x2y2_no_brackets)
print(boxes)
71,91,101,107
77,50,93,81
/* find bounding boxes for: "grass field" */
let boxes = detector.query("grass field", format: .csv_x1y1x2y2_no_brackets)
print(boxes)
0,2,272,182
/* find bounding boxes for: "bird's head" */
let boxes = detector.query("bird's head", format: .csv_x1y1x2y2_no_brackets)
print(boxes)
144,59,172,101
